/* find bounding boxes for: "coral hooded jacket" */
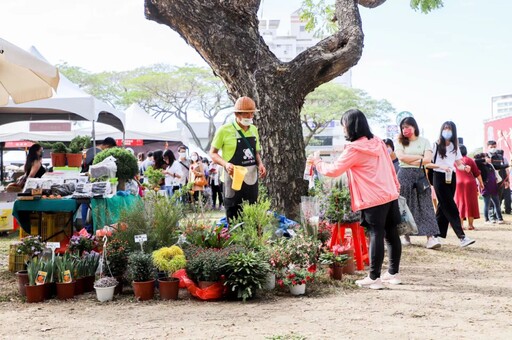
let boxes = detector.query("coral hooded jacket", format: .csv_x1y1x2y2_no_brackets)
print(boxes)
313,136,400,212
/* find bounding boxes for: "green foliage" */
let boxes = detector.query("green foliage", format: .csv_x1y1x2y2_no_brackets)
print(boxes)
410,0,444,13
116,196,183,252
26,257,42,286
181,222,236,249
128,251,154,282
222,250,271,302
280,266,315,287
301,83,394,146
51,142,69,154
16,235,44,258
268,231,321,270
104,238,130,277
319,251,348,266
40,257,55,283
93,147,138,181
82,252,101,276
185,246,243,283
152,246,186,274
323,181,352,223
68,135,91,154
231,198,277,250
144,165,165,189
55,253,76,283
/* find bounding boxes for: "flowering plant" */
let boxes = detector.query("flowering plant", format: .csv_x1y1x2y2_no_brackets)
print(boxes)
104,238,130,277
16,235,44,259
68,229,98,255
278,265,315,287
268,232,320,270
94,276,119,288
319,245,349,266
181,223,234,249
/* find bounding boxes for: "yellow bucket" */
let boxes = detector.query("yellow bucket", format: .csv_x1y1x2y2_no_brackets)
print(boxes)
231,165,248,191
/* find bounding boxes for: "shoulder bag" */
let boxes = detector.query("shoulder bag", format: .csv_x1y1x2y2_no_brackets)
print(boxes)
414,159,430,193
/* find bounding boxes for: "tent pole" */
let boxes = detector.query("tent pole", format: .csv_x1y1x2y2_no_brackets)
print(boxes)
92,120,96,156
0,142,4,183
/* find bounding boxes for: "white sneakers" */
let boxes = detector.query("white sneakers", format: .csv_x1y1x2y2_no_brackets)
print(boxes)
426,237,441,249
356,272,402,290
401,235,411,246
355,276,385,290
460,236,476,248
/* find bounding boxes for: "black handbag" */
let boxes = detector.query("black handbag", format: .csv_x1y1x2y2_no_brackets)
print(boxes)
414,159,430,193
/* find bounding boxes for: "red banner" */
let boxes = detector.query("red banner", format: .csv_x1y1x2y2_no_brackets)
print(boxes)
484,116,512,159
115,139,144,146
5,141,34,148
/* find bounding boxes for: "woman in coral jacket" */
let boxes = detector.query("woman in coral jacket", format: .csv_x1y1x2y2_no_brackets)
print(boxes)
309,109,402,290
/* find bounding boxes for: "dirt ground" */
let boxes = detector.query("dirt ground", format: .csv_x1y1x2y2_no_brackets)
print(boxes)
1,215,512,340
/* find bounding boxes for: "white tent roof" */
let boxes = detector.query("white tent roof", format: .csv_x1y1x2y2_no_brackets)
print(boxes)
0,46,125,132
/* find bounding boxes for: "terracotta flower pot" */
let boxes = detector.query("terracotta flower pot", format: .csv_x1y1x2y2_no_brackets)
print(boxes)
331,264,343,280
342,249,355,275
158,278,179,300
43,282,56,299
16,270,29,296
25,284,45,303
74,277,84,295
66,153,83,168
82,275,95,293
56,281,76,300
132,279,155,301
51,153,66,167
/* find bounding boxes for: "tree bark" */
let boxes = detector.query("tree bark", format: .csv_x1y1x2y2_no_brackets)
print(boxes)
144,0,378,218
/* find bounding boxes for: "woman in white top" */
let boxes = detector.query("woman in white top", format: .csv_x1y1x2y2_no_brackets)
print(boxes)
163,149,183,197
428,121,475,248
395,117,440,249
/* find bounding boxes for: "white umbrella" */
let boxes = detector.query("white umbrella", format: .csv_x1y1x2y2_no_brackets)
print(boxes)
0,38,59,105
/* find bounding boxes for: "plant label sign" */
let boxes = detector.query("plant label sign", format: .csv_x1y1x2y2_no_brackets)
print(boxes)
46,242,60,252
134,234,147,251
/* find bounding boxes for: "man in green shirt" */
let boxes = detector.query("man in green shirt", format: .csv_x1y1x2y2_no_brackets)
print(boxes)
210,96,267,222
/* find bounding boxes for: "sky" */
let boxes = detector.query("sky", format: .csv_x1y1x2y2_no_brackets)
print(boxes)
1,0,511,152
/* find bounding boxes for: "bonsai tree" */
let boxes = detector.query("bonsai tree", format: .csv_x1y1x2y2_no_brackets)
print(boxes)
93,147,138,182
51,142,69,154
68,135,91,154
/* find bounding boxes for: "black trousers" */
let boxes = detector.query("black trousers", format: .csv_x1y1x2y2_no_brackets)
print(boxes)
503,187,511,214
432,171,465,239
225,182,258,223
211,184,223,207
360,199,402,280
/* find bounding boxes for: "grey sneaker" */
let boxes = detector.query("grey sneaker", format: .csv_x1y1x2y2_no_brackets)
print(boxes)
460,236,476,248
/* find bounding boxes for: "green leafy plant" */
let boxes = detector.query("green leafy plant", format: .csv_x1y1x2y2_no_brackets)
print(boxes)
93,147,138,181
322,181,359,223
268,232,320,270
231,198,277,250
152,245,186,275
82,251,101,277
26,257,42,286
40,257,55,283
51,141,69,154
278,265,315,287
55,253,76,283
222,250,270,302
68,135,91,154
128,251,154,282
185,246,243,283
181,222,237,249
319,246,349,267
16,235,44,259
104,238,130,277
144,165,165,189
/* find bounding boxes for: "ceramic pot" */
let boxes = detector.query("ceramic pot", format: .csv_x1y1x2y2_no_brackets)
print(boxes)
331,265,343,280
132,279,155,301
264,272,276,290
56,281,76,300
66,153,83,167
51,153,66,167
342,249,355,275
16,270,29,296
289,284,306,296
74,277,84,295
94,285,115,302
25,284,45,303
158,278,179,300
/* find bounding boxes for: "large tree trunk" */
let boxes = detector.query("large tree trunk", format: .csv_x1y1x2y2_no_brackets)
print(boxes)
144,0,372,218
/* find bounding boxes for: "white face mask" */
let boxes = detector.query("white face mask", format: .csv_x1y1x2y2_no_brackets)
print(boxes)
240,118,253,126
179,152,186,158
191,155,198,162
488,148,497,154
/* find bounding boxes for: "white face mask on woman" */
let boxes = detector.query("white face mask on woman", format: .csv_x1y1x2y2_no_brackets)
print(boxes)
178,152,187,159
191,155,198,162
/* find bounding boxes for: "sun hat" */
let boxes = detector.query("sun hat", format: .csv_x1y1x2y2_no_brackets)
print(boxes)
234,96,259,113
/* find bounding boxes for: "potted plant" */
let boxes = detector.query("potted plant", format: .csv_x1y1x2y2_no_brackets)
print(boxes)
40,257,56,299
152,245,186,300
67,135,91,167
103,238,130,295
93,147,139,190
144,166,165,191
128,251,155,301
81,252,101,292
323,181,360,224
55,254,76,300
25,257,45,303
278,265,315,296
319,246,349,280
185,247,231,289
67,229,98,256
94,276,118,302
15,236,44,296
222,250,270,301
51,142,69,167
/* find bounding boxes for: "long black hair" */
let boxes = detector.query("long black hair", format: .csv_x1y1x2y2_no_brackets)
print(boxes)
163,149,176,166
341,109,373,142
152,149,166,170
437,121,458,159
398,117,420,147
24,144,42,174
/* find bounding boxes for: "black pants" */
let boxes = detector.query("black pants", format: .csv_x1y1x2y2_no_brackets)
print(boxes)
360,199,402,280
225,182,258,223
433,171,465,239
504,187,511,214
211,184,223,207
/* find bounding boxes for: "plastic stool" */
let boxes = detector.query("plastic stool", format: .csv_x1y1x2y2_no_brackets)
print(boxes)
329,222,369,271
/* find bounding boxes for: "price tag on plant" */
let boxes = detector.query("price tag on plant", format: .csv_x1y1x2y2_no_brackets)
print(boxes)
46,242,60,252
134,234,147,243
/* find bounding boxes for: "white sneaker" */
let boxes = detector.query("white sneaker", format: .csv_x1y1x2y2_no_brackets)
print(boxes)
355,276,385,290
497,220,505,225
460,236,476,248
401,235,411,246
484,220,494,225
381,272,402,285
426,237,441,249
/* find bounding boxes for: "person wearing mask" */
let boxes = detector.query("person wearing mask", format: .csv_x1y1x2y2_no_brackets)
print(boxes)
428,121,475,247
474,153,505,224
176,145,190,185
163,149,182,197
24,144,46,179
210,96,267,222
140,151,155,176
188,151,206,202
487,140,510,216
454,145,484,230
209,162,224,210
309,109,402,290
395,117,441,249
383,138,399,174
